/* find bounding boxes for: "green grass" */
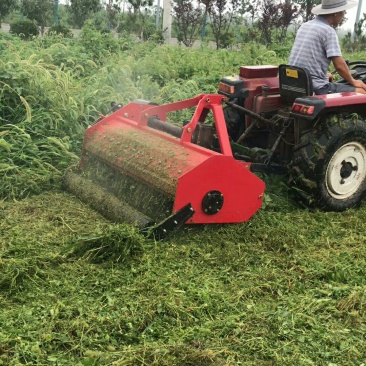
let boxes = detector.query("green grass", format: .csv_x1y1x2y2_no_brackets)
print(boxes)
1,184,366,365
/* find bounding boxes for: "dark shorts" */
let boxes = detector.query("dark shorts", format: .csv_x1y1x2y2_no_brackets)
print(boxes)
314,82,356,95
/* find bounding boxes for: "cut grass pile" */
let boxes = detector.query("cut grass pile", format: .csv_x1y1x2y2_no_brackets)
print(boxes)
1,182,366,365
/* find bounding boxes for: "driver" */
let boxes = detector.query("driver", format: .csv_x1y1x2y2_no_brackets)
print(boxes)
289,0,366,95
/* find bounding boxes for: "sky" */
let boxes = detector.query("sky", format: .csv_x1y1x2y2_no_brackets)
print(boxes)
342,2,366,31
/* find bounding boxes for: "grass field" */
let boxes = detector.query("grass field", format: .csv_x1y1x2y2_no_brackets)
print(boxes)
1,179,366,365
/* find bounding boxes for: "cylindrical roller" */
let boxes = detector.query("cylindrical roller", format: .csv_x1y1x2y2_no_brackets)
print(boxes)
62,170,153,228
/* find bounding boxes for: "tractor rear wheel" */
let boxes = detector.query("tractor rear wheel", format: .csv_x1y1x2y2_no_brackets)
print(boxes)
289,115,366,211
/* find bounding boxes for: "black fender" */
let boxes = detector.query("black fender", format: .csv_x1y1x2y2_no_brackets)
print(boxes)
290,96,326,121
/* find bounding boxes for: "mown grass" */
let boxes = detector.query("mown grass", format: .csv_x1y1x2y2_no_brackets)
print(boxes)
1,183,366,365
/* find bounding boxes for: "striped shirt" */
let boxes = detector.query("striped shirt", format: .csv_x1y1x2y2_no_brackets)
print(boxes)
289,16,342,90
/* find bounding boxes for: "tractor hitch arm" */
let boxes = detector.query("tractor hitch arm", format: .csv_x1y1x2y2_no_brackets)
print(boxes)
225,101,273,144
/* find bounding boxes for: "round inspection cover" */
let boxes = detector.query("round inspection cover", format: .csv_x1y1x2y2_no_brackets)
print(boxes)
201,190,224,215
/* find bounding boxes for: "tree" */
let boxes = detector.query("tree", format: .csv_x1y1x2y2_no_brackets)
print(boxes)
198,0,213,42
121,0,154,40
257,0,277,44
104,0,122,31
207,0,240,49
172,0,203,47
0,0,16,27
127,0,153,15
294,0,319,22
257,0,299,44
22,0,54,35
233,0,256,43
342,13,366,52
276,0,300,42
68,0,102,28
236,0,255,22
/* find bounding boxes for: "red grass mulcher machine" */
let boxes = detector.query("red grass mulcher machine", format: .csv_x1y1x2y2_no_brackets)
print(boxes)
63,62,366,238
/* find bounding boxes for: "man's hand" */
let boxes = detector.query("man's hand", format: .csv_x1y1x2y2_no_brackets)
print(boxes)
331,56,366,93
351,79,366,91
327,72,334,82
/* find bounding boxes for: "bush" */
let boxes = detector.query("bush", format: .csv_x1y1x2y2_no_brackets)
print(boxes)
0,30,15,42
79,20,131,64
9,19,39,40
46,24,74,38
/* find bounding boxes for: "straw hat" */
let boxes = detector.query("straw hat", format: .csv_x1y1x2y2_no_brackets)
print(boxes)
312,0,358,15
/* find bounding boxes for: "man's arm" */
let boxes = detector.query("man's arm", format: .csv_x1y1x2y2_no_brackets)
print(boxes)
331,56,366,91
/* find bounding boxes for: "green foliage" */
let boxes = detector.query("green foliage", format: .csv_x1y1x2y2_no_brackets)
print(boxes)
9,19,39,40
341,15,366,52
207,0,239,50
216,29,236,48
128,44,264,90
68,0,102,28
171,0,203,47
46,24,74,38
117,10,156,41
0,124,78,199
0,48,84,198
148,29,165,44
22,0,54,34
269,43,293,58
79,20,133,64
0,0,15,24
127,0,154,14
0,29,16,42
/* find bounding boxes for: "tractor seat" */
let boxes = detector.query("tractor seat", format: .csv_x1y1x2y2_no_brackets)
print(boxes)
278,64,313,104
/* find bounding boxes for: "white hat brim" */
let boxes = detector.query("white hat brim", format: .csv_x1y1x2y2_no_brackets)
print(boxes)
312,0,358,14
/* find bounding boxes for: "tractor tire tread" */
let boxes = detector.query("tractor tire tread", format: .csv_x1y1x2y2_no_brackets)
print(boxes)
289,114,366,211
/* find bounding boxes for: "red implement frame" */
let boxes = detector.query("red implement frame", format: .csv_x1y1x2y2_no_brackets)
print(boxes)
81,94,265,225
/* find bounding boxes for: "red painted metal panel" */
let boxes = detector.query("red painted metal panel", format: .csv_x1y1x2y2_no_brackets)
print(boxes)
175,155,265,224
240,65,278,78
317,92,366,107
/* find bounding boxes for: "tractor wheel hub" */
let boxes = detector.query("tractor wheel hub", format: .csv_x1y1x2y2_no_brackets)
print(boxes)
326,142,366,199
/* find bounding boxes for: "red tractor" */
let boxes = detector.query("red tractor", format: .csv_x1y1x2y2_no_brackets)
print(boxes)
219,62,366,212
